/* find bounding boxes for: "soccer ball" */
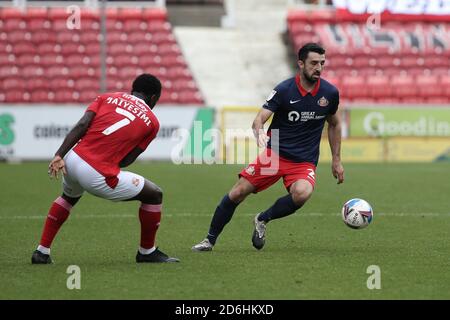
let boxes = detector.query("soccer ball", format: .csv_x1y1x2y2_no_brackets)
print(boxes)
341,198,373,229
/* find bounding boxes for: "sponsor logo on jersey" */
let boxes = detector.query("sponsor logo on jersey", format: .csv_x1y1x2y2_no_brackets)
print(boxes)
289,111,326,122
318,96,329,107
288,111,300,122
245,165,255,176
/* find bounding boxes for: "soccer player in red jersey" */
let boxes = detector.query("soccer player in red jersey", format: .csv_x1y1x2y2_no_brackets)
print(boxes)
192,43,345,251
32,74,179,264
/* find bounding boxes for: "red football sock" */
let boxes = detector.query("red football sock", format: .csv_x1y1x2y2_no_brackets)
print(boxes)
139,203,162,249
39,197,72,248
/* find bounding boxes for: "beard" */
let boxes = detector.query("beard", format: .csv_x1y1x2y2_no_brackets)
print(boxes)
303,70,319,85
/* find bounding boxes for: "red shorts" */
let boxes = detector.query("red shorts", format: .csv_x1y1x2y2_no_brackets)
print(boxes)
239,149,316,193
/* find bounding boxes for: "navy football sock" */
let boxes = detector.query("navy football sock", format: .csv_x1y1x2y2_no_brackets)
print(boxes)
258,194,301,222
207,194,239,245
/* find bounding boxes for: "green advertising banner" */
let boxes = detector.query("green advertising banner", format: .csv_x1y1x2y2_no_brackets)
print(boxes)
350,108,450,137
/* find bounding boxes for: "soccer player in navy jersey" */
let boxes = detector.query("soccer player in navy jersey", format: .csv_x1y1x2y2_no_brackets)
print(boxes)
192,43,344,251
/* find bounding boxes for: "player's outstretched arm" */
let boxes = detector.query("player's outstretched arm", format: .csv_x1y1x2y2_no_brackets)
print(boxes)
119,147,144,168
48,111,95,179
252,108,273,147
327,113,344,184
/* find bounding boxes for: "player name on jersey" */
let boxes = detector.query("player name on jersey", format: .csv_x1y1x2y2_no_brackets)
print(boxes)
105,94,152,127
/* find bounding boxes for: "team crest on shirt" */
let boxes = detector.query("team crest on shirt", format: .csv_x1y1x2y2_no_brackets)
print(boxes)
318,96,329,107
245,165,255,176
132,177,140,187
266,90,277,102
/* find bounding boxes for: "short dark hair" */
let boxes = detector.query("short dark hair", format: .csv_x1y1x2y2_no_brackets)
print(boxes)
298,43,325,61
132,73,162,97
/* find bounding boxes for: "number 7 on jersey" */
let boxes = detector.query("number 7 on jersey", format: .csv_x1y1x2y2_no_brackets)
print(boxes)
102,108,136,135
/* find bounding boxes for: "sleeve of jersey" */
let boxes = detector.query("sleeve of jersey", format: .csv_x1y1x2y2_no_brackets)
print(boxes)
138,122,160,150
262,86,282,112
86,94,104,114
330,90,340,115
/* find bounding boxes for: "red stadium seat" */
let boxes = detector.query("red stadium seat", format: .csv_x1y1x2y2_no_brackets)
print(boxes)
3,77,25,90
27,19,51,31
166,66,192,79
426,97,449,104
74,78,100,91
119,8,144,20
391,75,417,98
30,32,56,43
53,90,76,103
79,90,99,103
0,66,19,78
49,77,75,90
47,7,69,20
172,79,196,90
4,18,26,31
39,54,64,66
0,7,203,105
16,54,39,66
13,41,36,55
7,31,31,43
21,65,44,77
38,43,61,54
106,19,123,31
141,8,167,20
123,19,146,32
30,90,53,102
5,90,28,103
23,7,48,20
56,31,81,44
113,55,139,68
69,66,98,78
47,66,69,77
132,43,158,55
341,75,368,99
416,75,441,97
25,77,48,93
367,75,392,98
151,32,176,44
65,54,90,66
80,31,100,44
440,75,450,97
178,91,203,104
158,43,181,55
0,53,14,64
107,78,127,91
147,21,171,32
84,43,101,55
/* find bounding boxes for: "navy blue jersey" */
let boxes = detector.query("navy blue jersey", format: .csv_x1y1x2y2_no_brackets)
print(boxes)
263,74,339,165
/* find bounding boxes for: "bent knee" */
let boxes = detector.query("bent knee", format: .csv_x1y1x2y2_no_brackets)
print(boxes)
290,186,313,205
153,186,163,203
229,186,250,203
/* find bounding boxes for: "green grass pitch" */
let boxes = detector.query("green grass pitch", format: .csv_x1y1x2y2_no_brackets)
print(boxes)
0,161,449,299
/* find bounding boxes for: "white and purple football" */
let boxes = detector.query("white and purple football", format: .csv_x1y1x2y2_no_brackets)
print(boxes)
342,198,373,229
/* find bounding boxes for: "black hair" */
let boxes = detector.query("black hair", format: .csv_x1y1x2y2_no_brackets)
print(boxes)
132,73,162,97
298,43,325,61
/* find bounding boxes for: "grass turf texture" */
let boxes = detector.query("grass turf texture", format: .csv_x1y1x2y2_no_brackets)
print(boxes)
0,162,449,299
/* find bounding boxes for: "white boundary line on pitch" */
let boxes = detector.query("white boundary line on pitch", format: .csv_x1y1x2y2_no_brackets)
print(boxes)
1,212,450,220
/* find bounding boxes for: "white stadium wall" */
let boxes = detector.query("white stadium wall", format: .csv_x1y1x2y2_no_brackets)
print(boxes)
0,105,214,161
